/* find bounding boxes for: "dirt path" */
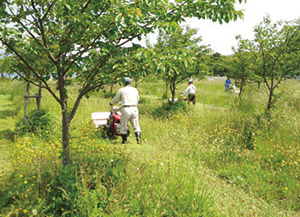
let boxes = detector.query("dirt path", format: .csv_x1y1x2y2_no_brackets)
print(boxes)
0,95,15,181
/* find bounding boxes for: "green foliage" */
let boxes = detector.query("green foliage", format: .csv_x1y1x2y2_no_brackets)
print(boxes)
251,16,300,110
152,99,188,118
14,109,55,138
103,91,116,99
230,35,263,96
0,55,14,78
208,52,231,76
152,26,210,101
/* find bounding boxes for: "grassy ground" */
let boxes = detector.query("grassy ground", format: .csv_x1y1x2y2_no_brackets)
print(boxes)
0,78,299,216
0,95,14,181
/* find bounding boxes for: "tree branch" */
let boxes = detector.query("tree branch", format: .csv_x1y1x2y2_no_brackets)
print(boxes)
30,0,58,64
41,1,57,21
62,38,98,76
0,37,60,103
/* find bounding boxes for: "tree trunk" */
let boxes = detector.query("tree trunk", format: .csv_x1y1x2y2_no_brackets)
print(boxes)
110,84,113,94
267,89,274,111
170,81,176,103
163,82,168,99
61,103,71,166
58,68,71,166
60,88,71,166
239,78,245,97
1,73,3,78
134,77,138,88
36,82,42,110
258,82,261,89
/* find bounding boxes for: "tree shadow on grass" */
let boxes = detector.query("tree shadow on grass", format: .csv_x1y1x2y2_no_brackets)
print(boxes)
0,110,16,119
0,129,14,141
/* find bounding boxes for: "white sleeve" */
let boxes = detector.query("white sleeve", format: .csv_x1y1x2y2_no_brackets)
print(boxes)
110,89,122,105
182,86,189,95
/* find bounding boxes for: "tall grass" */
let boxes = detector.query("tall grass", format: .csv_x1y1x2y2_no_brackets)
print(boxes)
0,78,299,216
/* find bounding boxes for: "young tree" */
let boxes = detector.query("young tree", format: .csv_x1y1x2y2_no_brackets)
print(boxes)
115,47,154,88
153,26,209,103
0,0,245,165
252,16,300,111
230,35,261,97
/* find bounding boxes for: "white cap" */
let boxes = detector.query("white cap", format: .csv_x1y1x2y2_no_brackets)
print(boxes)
124,77,132,84
187,78,193,82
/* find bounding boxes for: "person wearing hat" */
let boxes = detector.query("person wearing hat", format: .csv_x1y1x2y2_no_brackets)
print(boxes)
110,77,141,144
181,78,196,105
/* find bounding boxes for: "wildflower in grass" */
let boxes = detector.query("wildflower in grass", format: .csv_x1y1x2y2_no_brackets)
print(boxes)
23,209,28,214
24,180,28,184
19,174,23,178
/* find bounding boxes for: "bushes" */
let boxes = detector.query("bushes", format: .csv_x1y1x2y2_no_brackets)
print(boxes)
152,99,189,118
14,109,56,138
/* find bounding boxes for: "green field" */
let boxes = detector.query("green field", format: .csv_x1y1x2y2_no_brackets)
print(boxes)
0,78,299,216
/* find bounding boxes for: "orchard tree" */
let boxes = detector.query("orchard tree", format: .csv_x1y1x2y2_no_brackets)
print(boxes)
252,16,300,111
230,35,261,97
187,36,212,79
0,0,245,165
116,47,154,88
153,26,209,103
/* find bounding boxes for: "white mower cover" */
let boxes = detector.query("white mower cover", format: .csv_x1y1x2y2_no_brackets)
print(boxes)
230,85,240,94
91,112,110,128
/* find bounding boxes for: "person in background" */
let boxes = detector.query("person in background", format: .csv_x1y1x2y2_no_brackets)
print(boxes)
110,77,141,144
225,77,232,92
181,78,196,105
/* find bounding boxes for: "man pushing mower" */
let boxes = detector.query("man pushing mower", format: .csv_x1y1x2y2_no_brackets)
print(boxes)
181,78,196,105
109,77,142,144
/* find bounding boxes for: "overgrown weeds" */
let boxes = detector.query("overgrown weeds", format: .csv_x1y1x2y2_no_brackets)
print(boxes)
152,99,189,119
14,109,56,138
1,78,300,216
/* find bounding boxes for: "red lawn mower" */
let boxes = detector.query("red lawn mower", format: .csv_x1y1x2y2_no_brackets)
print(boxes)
92,106,129,139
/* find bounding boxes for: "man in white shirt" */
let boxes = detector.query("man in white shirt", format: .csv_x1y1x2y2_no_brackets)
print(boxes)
110,77,141,144
181,78,196,105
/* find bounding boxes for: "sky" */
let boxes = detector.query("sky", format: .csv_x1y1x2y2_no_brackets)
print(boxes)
146,0,300,55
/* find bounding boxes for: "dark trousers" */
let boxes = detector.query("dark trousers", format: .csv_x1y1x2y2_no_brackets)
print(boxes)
188,93,196,105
